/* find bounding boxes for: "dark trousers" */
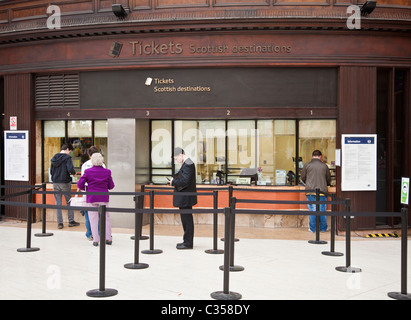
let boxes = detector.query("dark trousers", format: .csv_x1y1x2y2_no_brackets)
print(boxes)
180,206,194,246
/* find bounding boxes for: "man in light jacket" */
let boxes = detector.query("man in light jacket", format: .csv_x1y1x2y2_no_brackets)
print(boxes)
300,150,331,233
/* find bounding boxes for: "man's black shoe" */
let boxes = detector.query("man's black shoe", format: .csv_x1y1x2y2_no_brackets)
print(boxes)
176,243,193,250
68,221,80,227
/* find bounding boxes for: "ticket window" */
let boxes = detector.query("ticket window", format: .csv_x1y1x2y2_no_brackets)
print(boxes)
43,120,108,183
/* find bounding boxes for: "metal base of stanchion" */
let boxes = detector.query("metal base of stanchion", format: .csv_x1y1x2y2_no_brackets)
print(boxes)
387,292,411,300
17,247,40,252
141,249,163,254
86,288,118,298
124,262,149,269
308,240,328,244
205,249,224,254
211,291,242,300
219,265,244,272
130,235,149,240
322,251,344,257
220,238,239,242
34,232,54,237
335,266,362,273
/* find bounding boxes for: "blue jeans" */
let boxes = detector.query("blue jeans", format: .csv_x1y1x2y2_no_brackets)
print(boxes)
84,211,99,239
306,195,328,232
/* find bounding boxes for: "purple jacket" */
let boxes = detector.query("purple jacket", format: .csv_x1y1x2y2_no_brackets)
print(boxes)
77,166,115,203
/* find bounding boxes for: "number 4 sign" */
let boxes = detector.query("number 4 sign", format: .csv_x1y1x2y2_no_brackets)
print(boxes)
10,116,17,130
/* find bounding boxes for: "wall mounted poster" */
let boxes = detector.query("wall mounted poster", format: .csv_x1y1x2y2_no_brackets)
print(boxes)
4,130,29,181
341,134,377,191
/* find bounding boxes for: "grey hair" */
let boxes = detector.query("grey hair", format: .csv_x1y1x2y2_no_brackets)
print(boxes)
91,153,104,167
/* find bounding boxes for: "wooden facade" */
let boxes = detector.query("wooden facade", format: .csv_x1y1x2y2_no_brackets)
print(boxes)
0,0,410,229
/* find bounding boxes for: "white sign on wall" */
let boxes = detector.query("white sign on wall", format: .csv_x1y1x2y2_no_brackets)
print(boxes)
4,130,29,181
341,134,377,191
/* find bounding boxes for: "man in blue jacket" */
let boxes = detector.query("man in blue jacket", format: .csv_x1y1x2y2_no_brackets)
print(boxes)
50,143,80,229
170,147,197,249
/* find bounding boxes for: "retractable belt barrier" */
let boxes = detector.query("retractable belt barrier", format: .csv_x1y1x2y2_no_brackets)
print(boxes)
0,184,409,300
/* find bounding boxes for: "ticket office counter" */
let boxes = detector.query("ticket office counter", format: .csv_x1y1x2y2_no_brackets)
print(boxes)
37,183,335,229
144,184,336,229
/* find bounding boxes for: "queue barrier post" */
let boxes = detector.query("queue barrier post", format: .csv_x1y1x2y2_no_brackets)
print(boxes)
205,190,224,254
142,190,163,254
219,197,244,272
221,186,239,243
211,206,242,300
336,199,361,273
86,205,118,298
322,193,343,257
35,183,54,237
130,185,149,241
124,195,149,270
388,207,411,300
308,188,327,245
17,188,40,253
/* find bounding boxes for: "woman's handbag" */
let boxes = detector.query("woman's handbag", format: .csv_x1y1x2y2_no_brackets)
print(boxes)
69,189,87,207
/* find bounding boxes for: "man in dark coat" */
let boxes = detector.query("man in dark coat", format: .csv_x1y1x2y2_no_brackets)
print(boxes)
170,147,197,249
50,143,80,229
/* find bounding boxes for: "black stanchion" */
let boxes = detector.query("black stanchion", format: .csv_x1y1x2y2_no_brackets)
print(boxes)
142,190,163,255
211,207,242,300
35,183,54,237
308,189,327,245
388,207,411,300
86,205,118,298
219,197,244,272
336,199,361,273
221,186,239,243
17,189,40,253
125,195,149,269
130,188,149,242
322,194,343,257
206,190,224,254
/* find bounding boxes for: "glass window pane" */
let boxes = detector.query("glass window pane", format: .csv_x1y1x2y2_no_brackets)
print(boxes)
198,121,226,184
94,120,108,166
299,120,336,186
44,120,65,182
67,120,92,181
151,120,172,169
174,120,198,174
227,120,256,184
257,120,296,185
94,120,108,137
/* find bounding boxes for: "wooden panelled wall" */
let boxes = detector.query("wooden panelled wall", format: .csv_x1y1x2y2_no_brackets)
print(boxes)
337,66,377,230
2,74,35,220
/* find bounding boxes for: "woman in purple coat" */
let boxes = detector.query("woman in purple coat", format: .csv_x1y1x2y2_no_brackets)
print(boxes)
77,153,115,246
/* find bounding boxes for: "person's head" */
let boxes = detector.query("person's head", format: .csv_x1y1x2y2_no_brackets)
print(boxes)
87,146,100,158
312,150,322,159
91,153,104,167
60,143,73,154
173,147,185,164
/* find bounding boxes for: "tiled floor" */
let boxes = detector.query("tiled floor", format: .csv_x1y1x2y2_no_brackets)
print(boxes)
0,222,409,300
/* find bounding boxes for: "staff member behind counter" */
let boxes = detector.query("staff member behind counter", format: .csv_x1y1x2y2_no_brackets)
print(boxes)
168,147,197,250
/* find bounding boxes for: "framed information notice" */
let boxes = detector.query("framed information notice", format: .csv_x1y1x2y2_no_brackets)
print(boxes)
4,130,29,181
341,134,377,191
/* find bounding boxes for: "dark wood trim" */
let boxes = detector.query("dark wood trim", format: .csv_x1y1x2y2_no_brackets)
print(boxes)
35,106,337,120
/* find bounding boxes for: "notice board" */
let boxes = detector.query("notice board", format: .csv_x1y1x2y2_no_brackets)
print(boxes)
4,131,29,181
341,134,377,191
